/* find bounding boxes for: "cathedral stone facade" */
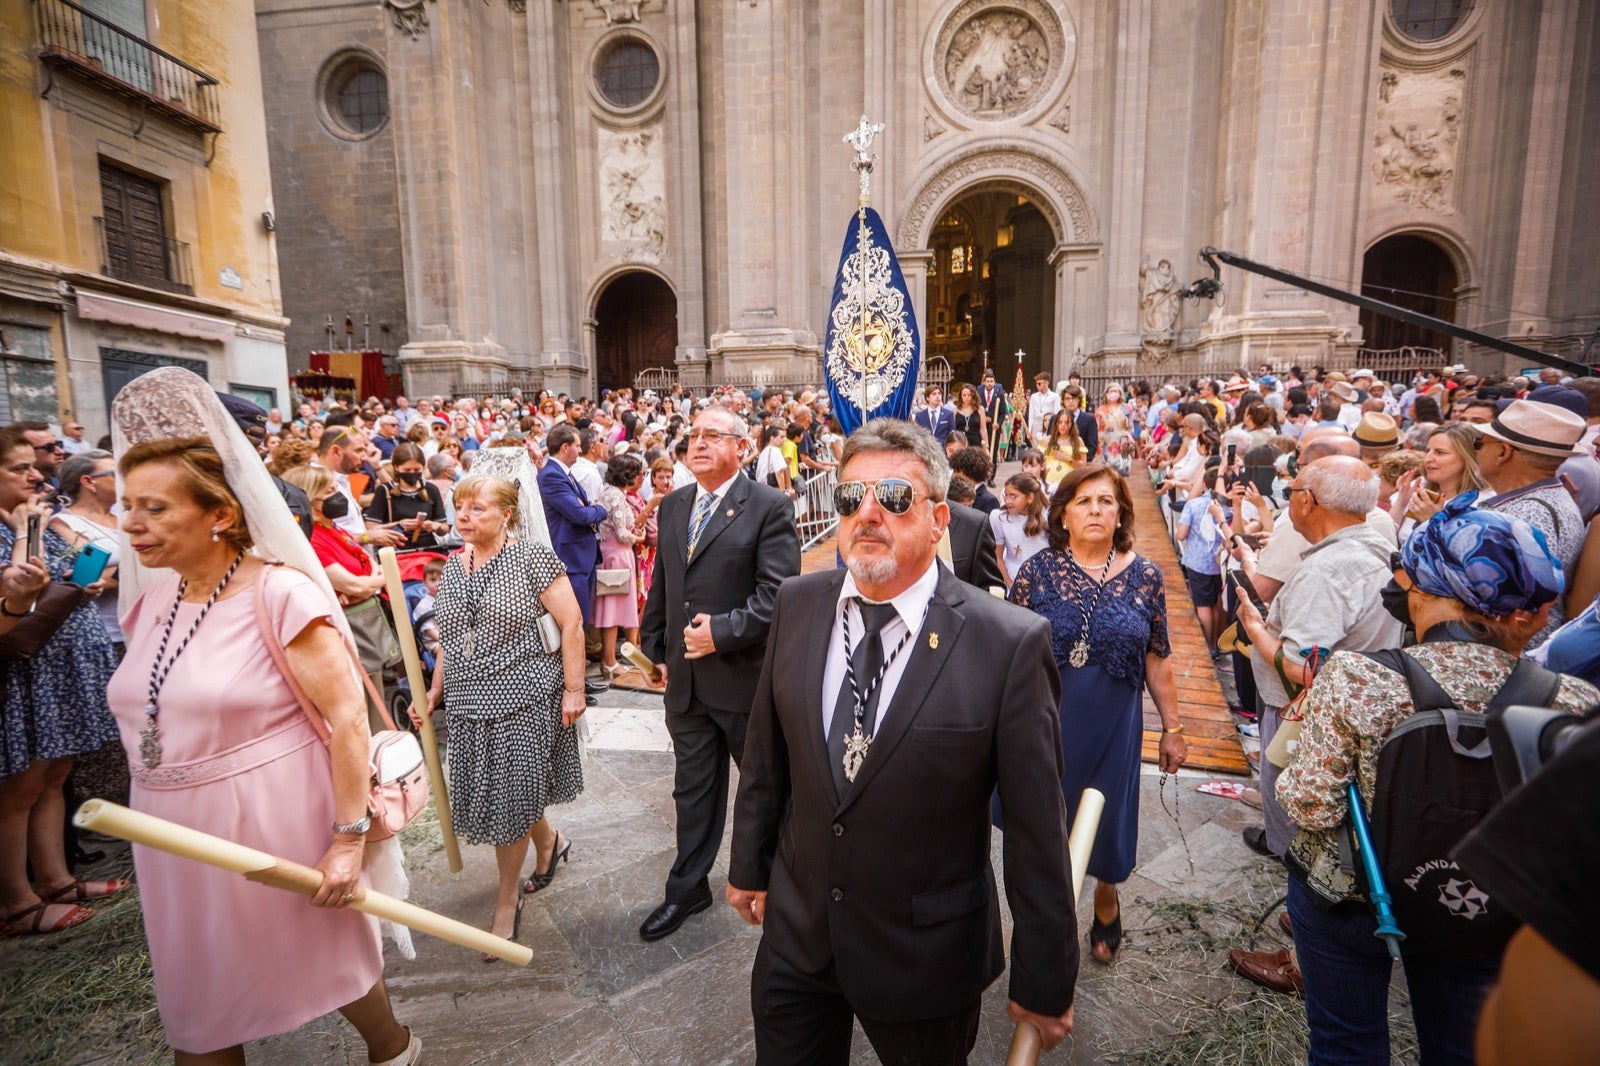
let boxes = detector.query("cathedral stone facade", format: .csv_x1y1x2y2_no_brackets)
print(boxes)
255,0,1599,398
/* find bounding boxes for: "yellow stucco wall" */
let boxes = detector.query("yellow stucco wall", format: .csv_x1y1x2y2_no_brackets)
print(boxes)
0,0,281,321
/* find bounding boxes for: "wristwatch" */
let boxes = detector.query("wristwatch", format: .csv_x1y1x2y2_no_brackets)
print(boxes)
332,815,372,835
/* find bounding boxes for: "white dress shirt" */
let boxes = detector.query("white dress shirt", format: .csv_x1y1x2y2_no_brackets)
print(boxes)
690,472,740,531
571,456,604,503
820,559,939,741
1028,391,1062,440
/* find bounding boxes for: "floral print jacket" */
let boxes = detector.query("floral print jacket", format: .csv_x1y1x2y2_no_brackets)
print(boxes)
1276,640,1598,906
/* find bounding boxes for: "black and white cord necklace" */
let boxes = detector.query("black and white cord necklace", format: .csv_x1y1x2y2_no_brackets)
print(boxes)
140,552,245,768
1064,548,1116,668
839,602,918,783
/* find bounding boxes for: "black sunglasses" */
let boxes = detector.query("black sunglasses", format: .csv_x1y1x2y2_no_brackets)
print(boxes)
834,478,922,517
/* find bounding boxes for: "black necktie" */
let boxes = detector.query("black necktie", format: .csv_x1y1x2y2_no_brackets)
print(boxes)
826,599,898,798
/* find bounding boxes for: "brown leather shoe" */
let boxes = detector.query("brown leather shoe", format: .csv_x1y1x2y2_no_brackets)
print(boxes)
1278,911,1293,938
1228,947,1304,995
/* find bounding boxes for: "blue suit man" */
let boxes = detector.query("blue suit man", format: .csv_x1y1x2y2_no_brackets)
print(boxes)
537,423,607,625
913,385,955,446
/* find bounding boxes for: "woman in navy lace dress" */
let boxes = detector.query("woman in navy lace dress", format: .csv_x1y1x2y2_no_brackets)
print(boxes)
1005,464,1187,964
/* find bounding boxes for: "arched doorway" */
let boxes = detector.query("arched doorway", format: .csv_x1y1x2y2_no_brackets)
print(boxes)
1359,234,1459,354
594,271,677,391
924,191,1054,387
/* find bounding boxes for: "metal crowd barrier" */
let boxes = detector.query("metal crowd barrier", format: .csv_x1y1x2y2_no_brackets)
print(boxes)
795,467,839,552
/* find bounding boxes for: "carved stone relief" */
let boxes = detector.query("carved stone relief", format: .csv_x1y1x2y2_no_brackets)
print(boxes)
934,0,1073,122
384,0,432,39
594,0,642,23
598,126,667,261
898,144,1096,249
923,113,947,142
1371,66,1465,214
1048,99,1070,134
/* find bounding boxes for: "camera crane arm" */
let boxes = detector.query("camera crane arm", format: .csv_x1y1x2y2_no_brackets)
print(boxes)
1186,247,1592,378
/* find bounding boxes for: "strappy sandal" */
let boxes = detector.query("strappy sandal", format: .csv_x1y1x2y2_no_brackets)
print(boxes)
483,896,525,964
39,878,132,903
522,834,571,894
1,900,94,937
1089,911,1123,964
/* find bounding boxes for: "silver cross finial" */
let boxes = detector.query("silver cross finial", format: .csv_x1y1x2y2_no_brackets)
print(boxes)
844,115,884,158
844,116,885,206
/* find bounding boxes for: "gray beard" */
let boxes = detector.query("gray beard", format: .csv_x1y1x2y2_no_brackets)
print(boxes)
845,553,898,586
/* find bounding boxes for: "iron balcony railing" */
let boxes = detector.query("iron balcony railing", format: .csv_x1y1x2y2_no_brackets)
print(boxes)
35,0,222,133
95,216,194,295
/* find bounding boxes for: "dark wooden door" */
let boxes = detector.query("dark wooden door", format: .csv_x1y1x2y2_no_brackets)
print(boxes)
100,163,169,286
595,273,678,392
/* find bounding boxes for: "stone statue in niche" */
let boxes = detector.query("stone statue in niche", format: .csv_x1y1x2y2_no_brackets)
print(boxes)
1139,256,1179,337
1370,67,1465,214
944,11,1051,119
599,128,667,259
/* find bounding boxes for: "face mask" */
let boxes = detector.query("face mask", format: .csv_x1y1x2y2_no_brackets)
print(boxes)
450,468,463,481
1379,578,1412,628
320,493,350,520
398,472,422,487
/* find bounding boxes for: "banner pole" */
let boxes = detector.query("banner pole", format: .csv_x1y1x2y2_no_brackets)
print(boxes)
377,547,462,874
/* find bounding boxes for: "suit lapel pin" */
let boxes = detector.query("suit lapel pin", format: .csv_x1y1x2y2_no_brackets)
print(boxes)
725,508,735,518
928,632,939,650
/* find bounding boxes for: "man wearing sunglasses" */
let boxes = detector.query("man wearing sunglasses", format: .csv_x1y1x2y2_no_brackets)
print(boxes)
638,407,800,943
11,422,64,488
729,419,1075,1064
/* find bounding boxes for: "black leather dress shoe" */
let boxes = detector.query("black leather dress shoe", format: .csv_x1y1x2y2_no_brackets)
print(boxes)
585,678,609,695
1242,826,1274,857
639,889,714,942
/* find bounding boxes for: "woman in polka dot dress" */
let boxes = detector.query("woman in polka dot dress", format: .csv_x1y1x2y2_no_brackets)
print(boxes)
416,474,588,955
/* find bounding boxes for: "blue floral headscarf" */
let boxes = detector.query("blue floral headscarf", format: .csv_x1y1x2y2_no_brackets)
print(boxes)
1400,491,1564,618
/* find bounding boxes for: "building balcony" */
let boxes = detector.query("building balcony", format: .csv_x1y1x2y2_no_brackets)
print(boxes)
95,217,194,296
34,0,222,134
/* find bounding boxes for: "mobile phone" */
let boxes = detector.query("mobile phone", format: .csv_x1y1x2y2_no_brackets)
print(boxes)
25,513,41,562
1226,443,1238,466
1167,487,1179,508
1228,569,1268,615
70,543,111,586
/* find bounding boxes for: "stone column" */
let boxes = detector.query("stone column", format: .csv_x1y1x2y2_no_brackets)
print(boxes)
705,0,820,378
1051,243,1101,382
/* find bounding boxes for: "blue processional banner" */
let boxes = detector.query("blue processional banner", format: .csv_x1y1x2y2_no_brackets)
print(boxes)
822,207,921,436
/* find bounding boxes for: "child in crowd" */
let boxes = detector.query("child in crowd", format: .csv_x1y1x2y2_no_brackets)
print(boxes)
1176,458,1230,656
990,472,1050,588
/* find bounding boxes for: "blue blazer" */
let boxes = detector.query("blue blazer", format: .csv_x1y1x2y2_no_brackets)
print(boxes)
536,460,607,578
914,405,955,444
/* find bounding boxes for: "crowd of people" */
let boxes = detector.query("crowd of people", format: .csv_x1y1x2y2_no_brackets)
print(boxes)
2,357,1598,1064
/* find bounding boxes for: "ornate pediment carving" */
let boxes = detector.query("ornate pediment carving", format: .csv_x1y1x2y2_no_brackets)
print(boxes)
1371,66,1465,214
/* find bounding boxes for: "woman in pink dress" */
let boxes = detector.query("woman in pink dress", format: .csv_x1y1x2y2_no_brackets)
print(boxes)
109,437,417,1064
594,453,644,678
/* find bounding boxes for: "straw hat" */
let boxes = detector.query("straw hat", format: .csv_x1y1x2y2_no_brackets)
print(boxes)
1222,375,1250,394
1479,399,1586,458
1351,412,1401,448
1328,381,1359,403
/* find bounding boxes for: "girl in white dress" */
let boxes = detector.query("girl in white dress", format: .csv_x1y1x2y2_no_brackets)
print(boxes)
989,472,1051,588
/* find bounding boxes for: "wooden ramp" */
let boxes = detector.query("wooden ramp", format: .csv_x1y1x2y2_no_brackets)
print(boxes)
804,489,1249,775
1129,469,1252,775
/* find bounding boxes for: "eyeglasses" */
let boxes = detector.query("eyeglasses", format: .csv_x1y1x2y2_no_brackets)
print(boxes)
833,478,923,517
33,441,62,452
687,428,737,444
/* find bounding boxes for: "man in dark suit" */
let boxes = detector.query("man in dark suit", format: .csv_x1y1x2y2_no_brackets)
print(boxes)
913,385,955,446
638,406,801,941
537,423,607,625
728,418,1076,1065
978,369,1010,468
945,500,1005,594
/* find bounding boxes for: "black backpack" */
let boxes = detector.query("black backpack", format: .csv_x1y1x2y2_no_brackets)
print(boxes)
1356,649,1561,959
